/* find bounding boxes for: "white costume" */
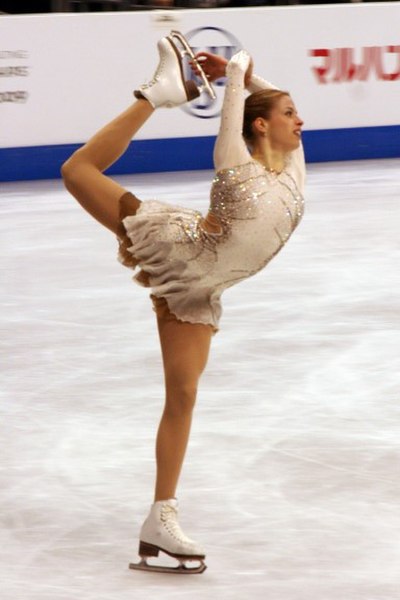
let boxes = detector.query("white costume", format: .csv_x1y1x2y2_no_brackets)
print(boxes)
119,52,305,330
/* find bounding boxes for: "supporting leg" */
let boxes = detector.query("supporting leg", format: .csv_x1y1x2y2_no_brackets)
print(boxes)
129,314,212,575
154,313,213,502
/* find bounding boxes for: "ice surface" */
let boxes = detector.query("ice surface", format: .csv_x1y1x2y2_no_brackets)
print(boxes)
1,159,400,600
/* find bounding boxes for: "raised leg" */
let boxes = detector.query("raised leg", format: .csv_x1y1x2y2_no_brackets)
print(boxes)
61,99,153,234
61,30,215,235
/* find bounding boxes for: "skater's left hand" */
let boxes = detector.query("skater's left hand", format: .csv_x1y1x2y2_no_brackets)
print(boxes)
191,52,228,82
191,51,253,87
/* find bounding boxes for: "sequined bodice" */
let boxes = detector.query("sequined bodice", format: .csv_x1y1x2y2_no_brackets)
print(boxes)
210,160,304,235
203,160,304,282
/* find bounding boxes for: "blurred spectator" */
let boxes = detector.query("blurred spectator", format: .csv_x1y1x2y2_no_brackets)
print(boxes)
140,0,174,5
0,1,51,12
2,0,393,13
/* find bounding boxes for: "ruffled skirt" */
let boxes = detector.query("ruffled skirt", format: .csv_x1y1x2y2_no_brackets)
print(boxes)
117,193,221,331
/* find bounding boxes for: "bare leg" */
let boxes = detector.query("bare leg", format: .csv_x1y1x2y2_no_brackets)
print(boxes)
61,99,154,234
154,314,213,502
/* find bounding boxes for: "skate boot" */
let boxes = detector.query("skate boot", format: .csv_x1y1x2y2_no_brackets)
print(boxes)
134,30,216,109
129,498,207,574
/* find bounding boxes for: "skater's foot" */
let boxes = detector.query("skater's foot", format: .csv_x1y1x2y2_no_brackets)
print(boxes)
134,31,215,109
129,498,206,574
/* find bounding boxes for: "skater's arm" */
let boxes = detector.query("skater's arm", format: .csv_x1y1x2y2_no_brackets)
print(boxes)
212,51,253,172
195,52,303,179
246,73,280,93
194,52,278,94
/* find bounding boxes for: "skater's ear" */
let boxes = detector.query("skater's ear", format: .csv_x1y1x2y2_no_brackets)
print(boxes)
252,117,269,138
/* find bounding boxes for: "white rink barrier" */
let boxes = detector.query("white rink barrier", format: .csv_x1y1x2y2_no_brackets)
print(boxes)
1,2,399,180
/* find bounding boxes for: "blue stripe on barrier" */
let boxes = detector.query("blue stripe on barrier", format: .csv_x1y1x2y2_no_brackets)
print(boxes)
302,125,400,163
1,125,399,182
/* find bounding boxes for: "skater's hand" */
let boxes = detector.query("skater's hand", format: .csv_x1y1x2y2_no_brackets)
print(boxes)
227,50,253,87
191,52,228,82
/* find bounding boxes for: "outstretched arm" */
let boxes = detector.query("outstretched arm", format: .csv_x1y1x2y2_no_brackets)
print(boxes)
246,73,279,93
194,52,279,171
195,52,305,190
196,51,252,172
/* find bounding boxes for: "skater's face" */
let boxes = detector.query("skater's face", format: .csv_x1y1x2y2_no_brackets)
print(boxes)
265,96,304,152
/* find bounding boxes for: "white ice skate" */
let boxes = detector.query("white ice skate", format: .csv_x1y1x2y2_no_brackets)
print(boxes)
134,30,216,109
129,499,207,574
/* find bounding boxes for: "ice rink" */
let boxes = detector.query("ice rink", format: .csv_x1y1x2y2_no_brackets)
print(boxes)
1,158,399,600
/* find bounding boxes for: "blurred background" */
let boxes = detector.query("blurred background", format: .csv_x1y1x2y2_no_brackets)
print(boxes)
0,0,389,15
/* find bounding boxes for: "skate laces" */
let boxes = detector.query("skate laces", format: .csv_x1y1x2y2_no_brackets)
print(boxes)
143,55,166,90
160,504,194,545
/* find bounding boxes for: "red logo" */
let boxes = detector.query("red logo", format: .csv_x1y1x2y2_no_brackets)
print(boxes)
309,46,400,83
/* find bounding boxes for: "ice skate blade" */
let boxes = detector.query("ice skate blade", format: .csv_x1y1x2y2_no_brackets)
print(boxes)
167,30,216,101
129,557,207,575
130,540,207,574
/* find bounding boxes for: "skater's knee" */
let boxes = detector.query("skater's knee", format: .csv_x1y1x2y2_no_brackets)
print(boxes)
61,152,81,188
61,147,93,187
60,157,71,183
164,380,198,417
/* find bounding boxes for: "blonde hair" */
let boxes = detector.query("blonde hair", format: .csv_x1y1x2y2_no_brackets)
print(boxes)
243,89,290,142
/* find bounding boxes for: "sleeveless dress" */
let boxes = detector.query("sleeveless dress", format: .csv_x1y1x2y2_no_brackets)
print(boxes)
118,52,305,331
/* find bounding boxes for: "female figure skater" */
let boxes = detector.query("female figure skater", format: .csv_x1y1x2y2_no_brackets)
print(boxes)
61,31,305,574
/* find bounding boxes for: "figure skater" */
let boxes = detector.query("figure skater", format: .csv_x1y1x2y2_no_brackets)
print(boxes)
61,31,305,574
